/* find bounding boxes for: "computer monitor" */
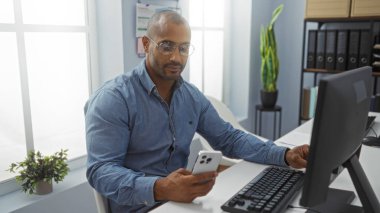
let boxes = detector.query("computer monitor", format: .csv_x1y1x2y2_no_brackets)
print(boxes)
300,66,380,212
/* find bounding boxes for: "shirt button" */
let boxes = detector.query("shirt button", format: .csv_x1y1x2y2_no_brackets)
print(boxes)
144,201,148,205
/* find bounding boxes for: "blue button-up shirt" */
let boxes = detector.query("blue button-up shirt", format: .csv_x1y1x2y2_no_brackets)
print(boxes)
84,60,288,212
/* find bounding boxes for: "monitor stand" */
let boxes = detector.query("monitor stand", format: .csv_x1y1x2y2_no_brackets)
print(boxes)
306,188,363,213
307,154,380,213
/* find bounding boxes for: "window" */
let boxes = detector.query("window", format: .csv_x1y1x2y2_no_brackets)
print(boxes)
0,0,96,184
188,0,225,100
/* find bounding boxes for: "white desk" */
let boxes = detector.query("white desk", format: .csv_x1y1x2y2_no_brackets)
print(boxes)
152,115,380,212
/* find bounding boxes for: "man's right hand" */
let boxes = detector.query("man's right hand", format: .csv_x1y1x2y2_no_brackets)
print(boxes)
154,168,218,203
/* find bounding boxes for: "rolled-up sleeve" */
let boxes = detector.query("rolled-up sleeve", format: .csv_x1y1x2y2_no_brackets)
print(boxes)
84,89,159,206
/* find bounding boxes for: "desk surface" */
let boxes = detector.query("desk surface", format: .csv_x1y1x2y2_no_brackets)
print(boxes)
152,114,380,212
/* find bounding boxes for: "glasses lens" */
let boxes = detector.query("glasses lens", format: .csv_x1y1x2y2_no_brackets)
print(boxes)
158,42,175,55
180,44,194,56
156,41,195,56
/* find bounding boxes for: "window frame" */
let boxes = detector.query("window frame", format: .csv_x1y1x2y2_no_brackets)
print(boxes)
0,0,98,195
188,0,231,102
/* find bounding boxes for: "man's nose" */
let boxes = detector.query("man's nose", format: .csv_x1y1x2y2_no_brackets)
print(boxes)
169,47,182,61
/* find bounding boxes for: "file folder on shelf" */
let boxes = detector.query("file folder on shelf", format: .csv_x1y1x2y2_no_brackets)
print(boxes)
374,44,380,71
347,30,360,70
359,30,371,67
302,88,311,120
316,30,326,69
336,30,348,71
307,30,317,68
325,30,337,70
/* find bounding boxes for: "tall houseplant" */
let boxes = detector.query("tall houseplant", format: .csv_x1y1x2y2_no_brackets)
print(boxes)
260,4,284,108
8,149,69,195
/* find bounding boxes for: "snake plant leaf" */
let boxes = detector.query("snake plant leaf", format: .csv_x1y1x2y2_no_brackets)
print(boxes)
268,29,276,53
260,26,265,58
269,4,284,30
261,56,268,84
260,4,283,93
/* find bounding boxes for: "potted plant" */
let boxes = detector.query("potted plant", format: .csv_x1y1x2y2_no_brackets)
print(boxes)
8,149,69,195
260,4,284,108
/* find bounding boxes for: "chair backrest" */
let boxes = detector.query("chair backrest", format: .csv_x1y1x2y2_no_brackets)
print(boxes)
206,96,266,142
206,95,248,132
93,189,110,213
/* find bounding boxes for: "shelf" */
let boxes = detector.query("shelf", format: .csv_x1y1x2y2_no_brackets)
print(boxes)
303,68,380,76
299,17,380,125
305,16,380,23
303,68,342,74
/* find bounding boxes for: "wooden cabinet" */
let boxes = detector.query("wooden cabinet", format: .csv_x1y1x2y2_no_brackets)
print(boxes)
305,0,351,18
306,0,380,19
351,0,380,17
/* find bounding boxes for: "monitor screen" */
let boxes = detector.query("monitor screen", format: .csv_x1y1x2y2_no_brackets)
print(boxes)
300,66,380,212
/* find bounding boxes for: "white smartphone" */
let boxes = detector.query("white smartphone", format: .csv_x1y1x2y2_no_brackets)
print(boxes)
192,150,223,174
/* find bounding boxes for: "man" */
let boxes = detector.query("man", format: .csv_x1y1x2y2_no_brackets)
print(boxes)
85,10,309,213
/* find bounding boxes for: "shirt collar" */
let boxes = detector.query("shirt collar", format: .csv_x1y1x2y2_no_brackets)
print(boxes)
138,59,184,96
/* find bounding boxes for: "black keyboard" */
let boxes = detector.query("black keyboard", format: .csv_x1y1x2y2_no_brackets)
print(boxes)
221,166,304,213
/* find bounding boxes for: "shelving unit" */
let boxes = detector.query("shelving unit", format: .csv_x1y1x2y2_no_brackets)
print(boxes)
298,17,380,124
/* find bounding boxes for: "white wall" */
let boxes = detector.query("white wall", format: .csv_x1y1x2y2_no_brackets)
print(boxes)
121,0,141,73
12,183,96,213
96,0,124,85
0,168,97,213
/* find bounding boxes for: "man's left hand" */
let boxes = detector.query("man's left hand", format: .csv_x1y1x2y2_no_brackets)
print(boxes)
285,144,309,169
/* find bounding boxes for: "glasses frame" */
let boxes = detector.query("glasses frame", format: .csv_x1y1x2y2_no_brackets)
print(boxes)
145,36,195,57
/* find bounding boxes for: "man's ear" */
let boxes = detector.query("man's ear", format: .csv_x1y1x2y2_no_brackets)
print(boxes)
142,36,150,53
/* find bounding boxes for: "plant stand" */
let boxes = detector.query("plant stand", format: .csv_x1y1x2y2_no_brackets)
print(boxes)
254,105,282,140
35,181,52,195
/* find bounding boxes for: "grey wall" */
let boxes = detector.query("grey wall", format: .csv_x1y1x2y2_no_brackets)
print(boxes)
273,0,306,135
245,0,274,133
244,0,306,139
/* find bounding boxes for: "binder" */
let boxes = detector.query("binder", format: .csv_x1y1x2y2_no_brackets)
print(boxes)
307,30,317,68
347,30,360,70
336,30,348,71
359,30,371,67
302,88,311,120
316,30,326,69
325,30,337,70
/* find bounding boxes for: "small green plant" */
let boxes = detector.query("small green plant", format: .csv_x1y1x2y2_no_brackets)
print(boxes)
8,149,69,194
260,4,284,92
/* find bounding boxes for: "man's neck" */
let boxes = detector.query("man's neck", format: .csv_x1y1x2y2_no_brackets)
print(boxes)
145,61,178,104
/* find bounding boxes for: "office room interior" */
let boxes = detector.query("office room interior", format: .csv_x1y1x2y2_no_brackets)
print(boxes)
1,0,380,212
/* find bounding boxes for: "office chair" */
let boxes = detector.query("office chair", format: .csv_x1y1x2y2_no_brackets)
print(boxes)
93,189,111,213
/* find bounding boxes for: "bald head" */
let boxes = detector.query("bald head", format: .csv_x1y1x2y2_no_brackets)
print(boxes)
146,10,190,39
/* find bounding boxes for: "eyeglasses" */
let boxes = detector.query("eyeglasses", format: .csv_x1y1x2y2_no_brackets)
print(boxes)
146,36,195,56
